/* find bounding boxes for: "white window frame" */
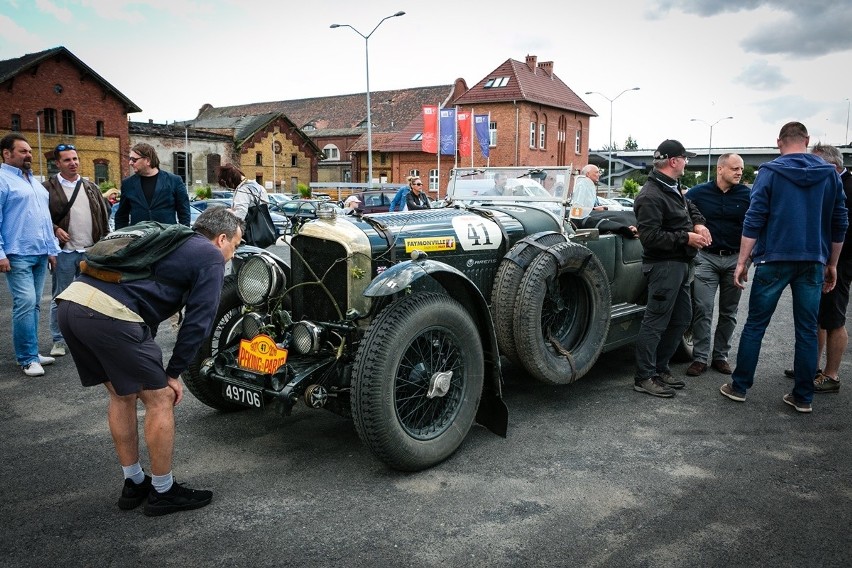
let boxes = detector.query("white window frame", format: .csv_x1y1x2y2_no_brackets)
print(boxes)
530,122,536,148
489,121,497,147
539,123,546,149
429,169,439,191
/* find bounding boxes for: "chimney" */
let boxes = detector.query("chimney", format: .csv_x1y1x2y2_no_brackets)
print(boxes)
525,54,537,71
149,119,153,124
538,61,553,76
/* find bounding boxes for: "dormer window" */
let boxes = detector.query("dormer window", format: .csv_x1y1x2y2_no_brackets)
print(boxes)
484,77,509,88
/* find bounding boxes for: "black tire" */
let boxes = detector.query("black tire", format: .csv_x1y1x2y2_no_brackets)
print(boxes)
672,326,694,363
491,233,567,366
514,242,611,385
351,292,484,471
184,276,246,411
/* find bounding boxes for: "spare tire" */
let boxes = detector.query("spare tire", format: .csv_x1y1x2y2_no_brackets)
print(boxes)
491,232,567,366
514,241,611,385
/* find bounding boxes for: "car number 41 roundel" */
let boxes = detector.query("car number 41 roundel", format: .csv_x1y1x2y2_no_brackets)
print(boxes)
451,215,503,251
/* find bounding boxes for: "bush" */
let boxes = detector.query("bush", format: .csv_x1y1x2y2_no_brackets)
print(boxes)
195,186,212,200
622,178,640,198
297,183,311,198
99,181,116,193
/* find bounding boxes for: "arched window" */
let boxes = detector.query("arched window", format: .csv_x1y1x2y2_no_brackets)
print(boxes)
323,144,340,160
539,114,547,149
529,112,538,148
575,121,583,154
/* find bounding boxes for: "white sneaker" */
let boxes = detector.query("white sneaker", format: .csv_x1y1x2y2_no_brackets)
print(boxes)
22,362,45,377
38,354,56,366
50,342,67,357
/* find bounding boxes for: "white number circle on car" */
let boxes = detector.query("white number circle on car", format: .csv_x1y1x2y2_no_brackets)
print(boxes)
451,215,503,251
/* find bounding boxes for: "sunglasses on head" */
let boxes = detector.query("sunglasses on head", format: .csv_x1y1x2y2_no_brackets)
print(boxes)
55,144,75,152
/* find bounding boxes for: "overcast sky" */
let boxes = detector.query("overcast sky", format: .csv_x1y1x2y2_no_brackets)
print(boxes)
3,0,851,152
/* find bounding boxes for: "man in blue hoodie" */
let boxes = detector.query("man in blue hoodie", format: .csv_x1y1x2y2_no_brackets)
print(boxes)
720,122,847,413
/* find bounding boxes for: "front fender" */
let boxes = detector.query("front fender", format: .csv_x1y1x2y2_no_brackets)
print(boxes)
364,258,508,438
364,258,469,297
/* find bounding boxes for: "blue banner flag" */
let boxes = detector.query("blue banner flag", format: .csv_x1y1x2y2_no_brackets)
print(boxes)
439,108,456,156
474,114,490,158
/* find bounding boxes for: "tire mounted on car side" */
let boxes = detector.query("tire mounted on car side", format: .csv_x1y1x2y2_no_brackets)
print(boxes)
514,241,612,385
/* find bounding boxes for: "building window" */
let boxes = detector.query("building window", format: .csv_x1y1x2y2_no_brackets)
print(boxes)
575,124,582,154
343,169,351,183
484,77,509,88
539,122,546,149
94,162,109,184
489,121,497,147
429,169,439,191
290,154,297,167
43,108,57,134
323,144,339,160
409,169,420,178
410,133,422,141
173,152,192,182
11,114,21,131
380,153,387,165
62,110,75,135
255,152,263,166
256,174,263,185
529,121,536,148
96,121,105,138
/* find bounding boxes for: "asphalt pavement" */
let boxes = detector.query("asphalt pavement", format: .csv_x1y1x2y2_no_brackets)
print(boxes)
0,270,849,568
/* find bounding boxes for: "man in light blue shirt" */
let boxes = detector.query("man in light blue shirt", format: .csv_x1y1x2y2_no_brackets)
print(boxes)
0,133,61,376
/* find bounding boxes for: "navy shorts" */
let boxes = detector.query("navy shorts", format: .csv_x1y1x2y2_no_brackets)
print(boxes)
818,259,852,330
57,300,168,396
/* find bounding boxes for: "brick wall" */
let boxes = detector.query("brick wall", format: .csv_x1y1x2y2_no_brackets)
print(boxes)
0,53,133,185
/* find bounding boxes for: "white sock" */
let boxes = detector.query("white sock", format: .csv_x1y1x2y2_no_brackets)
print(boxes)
122,462,145,485
152,472,174,494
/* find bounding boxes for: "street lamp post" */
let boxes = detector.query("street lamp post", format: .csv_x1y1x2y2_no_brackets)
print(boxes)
331,11,405,186
584,87,640,189
690,116,734,179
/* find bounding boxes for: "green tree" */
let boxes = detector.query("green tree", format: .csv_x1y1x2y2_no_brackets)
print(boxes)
624,136,638,151
742,165,756,184
622,178,640,198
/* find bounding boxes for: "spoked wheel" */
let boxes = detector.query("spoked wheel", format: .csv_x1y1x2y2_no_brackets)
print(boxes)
351,292,484,471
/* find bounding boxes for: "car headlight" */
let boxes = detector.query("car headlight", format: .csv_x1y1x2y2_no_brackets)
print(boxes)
238,255,286,307
291,321,322,354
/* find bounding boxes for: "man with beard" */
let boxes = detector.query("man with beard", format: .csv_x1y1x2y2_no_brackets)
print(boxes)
0,133,61,376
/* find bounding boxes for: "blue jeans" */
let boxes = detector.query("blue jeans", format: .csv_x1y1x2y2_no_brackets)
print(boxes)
5,254,49,366
731,262,823,403
50,251,85,342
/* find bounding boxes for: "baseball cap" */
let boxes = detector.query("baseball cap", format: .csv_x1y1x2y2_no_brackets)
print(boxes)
653,139,697,160
344,195,361,205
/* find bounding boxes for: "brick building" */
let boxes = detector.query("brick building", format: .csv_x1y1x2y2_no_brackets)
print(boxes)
0,47,140,185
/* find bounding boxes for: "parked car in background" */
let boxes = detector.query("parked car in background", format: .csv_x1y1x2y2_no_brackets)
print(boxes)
194,199,290,238
347,190,398,214
108,202,202,232
597,197,631,211
267,193,292,207
275,199,345,234
611,197,635,209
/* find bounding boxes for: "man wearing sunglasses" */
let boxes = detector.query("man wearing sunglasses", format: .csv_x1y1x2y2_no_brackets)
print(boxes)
114,143,190,229
0,133,61,376
43,143,111,357
632,139,710,398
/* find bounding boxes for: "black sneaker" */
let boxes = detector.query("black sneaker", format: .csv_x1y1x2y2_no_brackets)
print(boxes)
143,481,213,517
634,377,675,398
783,393,812,413
814,374,841,394
658,372,685,389
117,475,152,510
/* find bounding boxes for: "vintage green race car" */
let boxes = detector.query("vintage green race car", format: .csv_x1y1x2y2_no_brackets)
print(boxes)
184,167,672,471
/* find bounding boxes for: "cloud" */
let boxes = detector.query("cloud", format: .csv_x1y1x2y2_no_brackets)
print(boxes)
735,60,788,91
35,0,73,23
753,95,826,125
0,15,45,54
649,0,852,57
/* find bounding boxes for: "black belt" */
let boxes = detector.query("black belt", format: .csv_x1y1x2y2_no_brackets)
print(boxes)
704,249,739,256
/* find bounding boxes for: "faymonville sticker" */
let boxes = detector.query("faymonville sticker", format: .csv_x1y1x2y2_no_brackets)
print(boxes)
404,236,457,253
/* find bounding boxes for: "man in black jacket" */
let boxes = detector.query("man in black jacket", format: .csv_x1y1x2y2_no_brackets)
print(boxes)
633,140,711,397
57,207,243,516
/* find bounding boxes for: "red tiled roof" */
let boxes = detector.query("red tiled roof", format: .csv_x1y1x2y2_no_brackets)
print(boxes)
454,56,596,116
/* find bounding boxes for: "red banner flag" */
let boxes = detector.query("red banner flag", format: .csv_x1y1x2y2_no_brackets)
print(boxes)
421,105,438,154
457,111,472,157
